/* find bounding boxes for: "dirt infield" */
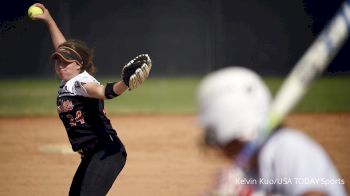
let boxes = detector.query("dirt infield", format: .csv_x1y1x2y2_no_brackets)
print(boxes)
0,114,349,195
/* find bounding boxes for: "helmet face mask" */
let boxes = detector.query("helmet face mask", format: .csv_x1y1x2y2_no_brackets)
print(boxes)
197,67,271,147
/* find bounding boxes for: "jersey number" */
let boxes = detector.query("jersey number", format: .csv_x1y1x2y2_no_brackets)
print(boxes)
66,111,85,127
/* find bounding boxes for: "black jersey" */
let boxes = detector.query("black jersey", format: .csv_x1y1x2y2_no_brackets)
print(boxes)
56,71,117,151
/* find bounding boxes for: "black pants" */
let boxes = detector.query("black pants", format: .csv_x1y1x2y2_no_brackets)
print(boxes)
69,137,127,196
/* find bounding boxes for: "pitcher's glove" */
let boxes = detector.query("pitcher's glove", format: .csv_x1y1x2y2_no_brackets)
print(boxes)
121,54,152,90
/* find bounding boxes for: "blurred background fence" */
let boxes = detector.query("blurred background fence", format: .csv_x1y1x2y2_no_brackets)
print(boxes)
1,0,350,78
1,0,349,116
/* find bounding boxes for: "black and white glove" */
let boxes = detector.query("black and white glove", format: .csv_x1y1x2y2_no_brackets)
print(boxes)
121,54,152,90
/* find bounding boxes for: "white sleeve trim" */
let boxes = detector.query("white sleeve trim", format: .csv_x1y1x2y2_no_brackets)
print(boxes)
59,71,100,97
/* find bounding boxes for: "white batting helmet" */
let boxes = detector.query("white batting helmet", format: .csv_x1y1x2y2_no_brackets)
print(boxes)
197,67,271,146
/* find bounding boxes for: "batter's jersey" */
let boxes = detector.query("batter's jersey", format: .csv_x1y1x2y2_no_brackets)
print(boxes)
257,128,347,195
56,71,116,151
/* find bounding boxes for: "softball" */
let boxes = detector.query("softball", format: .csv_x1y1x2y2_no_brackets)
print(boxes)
28,5,43,20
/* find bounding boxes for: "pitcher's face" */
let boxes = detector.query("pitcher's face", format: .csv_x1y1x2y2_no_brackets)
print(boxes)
54,57,81,81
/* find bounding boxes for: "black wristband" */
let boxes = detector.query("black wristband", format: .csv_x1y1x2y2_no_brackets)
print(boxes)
105,82,119,99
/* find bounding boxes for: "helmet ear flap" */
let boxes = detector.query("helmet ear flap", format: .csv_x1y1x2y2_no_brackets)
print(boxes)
204,125,219,147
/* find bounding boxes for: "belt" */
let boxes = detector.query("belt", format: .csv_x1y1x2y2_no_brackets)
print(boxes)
77,140,100,157
77,134,118,157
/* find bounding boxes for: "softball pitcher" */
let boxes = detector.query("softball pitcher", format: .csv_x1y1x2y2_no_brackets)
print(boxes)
32,3,152,196
197,67,347,196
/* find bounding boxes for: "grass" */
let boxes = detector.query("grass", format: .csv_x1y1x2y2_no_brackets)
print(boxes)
0,76,349,117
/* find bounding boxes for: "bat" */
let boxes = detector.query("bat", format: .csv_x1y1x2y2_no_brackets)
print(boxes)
235,0,350,169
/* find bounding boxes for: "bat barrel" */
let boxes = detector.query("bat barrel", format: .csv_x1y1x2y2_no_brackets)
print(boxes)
235,1,350,170
267,0,350,133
